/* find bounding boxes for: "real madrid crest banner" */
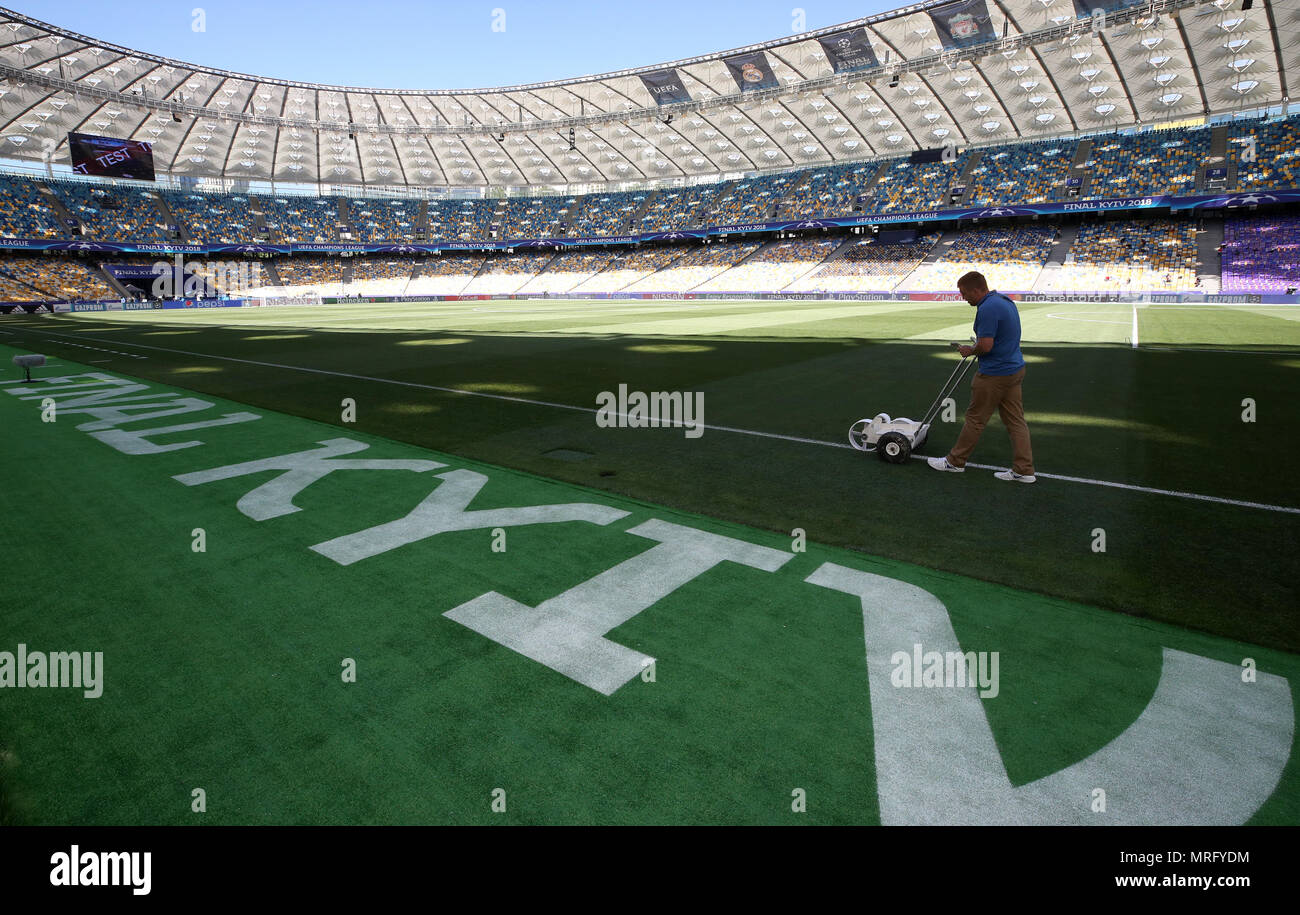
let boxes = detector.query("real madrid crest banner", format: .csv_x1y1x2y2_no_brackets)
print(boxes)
723,52,779,92
928,0,998,50
816,28,880,74
640,69,692,106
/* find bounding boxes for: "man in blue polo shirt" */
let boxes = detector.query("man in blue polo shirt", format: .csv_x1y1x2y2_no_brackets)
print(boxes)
927,271,1036,482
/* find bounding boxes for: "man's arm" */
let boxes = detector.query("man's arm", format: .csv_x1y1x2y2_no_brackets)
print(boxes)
958,337,994,358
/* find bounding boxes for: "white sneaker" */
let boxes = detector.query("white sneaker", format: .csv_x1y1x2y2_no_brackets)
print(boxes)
994,469,1036,483
927,457,964,473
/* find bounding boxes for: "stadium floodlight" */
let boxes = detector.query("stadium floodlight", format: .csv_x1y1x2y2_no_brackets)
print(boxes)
13,353,46,382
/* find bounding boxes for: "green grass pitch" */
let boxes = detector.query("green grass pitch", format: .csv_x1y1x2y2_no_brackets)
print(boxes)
0,297,1296,825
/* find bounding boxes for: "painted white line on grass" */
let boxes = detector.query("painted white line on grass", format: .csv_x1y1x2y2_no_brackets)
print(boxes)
18,326,1300,516
1131,303,1139,350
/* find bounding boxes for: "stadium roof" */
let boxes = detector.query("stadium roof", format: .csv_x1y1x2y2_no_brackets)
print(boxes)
0,0,1292,190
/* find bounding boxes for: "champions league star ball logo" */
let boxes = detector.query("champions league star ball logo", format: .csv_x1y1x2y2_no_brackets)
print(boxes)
66,241,114,252
978,208,1017,217
1198,192,1281,209
741,62,765,83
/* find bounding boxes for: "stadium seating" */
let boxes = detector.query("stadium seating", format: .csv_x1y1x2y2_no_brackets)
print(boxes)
785,234,940,292
696,237,842,291
1086,128,1209,198
1220,215,1300,293
50,180,170,241
516,251,614,293
569,247,685,293
873,151,972,212
405,253,488,295
638,184,725,234
272,255,346,295
1038,219,1199,291
0,253,116,300
161,190,257,244
701,174,797,225
622,241,761,292
963,142,1075,206
258,195,341,243
904,226,1056,291
347,198,419,243
345,256,416,296
0,175,66,239
778,162,882,218
461,251,557,294
1228,118,1300,191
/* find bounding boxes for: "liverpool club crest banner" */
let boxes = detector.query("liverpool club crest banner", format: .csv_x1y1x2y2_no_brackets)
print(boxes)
929,0,998,49
817,28,880,74
723,51,779,92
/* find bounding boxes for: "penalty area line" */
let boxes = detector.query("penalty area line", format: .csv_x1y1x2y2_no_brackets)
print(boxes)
17,325,1300,516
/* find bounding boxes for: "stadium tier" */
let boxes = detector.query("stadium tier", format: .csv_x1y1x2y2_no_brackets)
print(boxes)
1038,219,1200,292
696,237,844,292
4,114,1298,251
0,252,116,300
785,234,941,292
1220,215,1300,293
905,226,1057,291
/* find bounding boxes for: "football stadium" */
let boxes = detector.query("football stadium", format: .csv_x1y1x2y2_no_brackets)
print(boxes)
0,0,1298,844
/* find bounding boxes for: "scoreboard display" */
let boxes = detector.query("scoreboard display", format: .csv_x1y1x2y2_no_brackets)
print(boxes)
68,132,156,181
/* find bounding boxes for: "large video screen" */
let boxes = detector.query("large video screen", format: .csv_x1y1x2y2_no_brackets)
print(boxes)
68,133,156,181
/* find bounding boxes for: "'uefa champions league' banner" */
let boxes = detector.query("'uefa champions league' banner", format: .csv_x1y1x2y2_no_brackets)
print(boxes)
929,0,998,50
640,69,692,106
817,28,880,74
724,52,779,92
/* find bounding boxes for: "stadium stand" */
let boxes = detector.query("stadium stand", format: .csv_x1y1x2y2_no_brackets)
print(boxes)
638,184,725,233
874,151,972,212
1086,128,1209,197
348,197,419,243
569,246,684,293
50,180,170,241
623,241,761,292
1037,219,1199,291
696,237,842,291
272,255,346,295
779,162,882,218
963,142,1075,205
0,174,65,238
461,251,557,294
345,256,416,296
161,190,257,244
1228,117,1300,191
786,234,940,291
258,195,341,244
516,251,614,294
0,253,116,300
904,226,1057,291
703,174,797,224
1220,215,1300,293
405,253,488,295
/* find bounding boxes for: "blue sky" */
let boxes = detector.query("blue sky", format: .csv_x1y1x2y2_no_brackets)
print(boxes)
14,0,900,89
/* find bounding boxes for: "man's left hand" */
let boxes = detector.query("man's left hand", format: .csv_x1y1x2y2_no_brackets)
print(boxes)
958,345,975,358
